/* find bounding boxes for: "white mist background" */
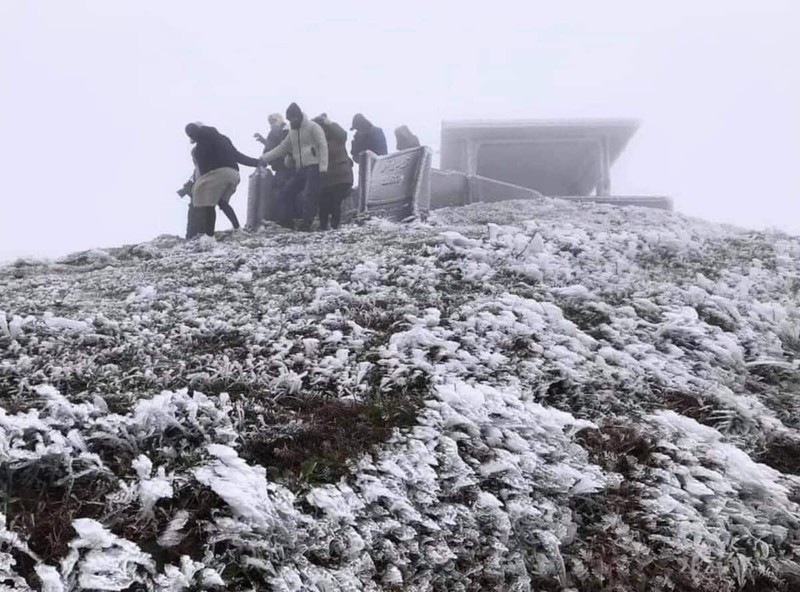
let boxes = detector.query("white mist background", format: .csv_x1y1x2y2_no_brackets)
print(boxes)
1,0,798,260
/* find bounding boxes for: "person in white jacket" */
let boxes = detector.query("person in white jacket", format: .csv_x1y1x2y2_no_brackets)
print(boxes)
259,102,328,230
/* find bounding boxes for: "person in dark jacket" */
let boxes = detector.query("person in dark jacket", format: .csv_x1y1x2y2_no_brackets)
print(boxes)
313,114,354,230
255,114,291,172
394,125,421,151
350,113,388,161
184,122,260,238
255,113,292,222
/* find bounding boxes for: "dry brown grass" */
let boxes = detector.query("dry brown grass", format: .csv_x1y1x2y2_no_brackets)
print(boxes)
240,394,422,490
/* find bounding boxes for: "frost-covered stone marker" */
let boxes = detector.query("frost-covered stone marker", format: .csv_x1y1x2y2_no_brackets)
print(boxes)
245,167,277,229
358,146,433,221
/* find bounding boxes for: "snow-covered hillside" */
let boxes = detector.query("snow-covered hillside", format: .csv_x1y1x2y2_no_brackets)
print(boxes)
1,199,800,591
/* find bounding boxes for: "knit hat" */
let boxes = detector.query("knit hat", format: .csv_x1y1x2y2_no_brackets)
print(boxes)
286,103,302,120
268,113,284,126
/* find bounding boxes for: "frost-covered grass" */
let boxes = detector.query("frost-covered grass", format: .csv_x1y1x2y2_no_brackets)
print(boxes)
1,200,800,591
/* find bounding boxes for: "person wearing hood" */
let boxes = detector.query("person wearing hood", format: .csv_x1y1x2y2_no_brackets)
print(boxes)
259,103,328,230
350,113,388,161
184,122,260,238
312,113,354,230
394,125,421,151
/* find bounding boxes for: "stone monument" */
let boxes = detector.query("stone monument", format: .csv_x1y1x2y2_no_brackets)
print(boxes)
245,168,277,230
357,147,433,221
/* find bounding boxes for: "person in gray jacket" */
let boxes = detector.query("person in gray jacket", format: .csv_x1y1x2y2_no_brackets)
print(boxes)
259,103,328,230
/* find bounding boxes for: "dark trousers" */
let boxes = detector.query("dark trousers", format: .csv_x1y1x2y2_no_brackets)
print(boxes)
281,165,320,230
218,201,240,229
186,206,216,239
319,184,352,230
272,168,291,224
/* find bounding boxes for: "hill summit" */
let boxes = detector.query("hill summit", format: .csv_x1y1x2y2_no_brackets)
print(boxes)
1,199,799,591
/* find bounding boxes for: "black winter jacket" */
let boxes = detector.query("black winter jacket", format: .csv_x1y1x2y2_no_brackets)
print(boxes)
192,126,260,175
351,124,388,159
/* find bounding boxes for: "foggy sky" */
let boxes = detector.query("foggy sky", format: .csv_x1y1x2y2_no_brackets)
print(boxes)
1,0,798,260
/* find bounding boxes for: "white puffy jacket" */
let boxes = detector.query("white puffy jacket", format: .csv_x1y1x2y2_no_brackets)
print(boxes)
260,113,328,173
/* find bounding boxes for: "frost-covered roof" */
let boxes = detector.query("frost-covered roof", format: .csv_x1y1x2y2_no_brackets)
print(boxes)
442,117,639,131
441,118,639,152
441,119,640,195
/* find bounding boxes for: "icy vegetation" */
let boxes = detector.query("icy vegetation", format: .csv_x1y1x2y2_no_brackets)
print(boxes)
1,198,800,591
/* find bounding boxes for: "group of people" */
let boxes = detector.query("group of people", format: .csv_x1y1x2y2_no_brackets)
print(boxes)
179,103,421,238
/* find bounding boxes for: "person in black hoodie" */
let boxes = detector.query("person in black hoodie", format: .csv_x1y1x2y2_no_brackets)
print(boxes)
184,122,260,238
350,113,388,160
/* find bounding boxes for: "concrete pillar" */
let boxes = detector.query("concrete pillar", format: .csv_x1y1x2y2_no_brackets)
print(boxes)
465,140,479,176
598,136,611,196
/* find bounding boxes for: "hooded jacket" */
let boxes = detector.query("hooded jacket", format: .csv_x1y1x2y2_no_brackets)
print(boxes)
314,118,354,189
191,126,260,175
350,115,388,159
260,113,328,173
395,125,421,151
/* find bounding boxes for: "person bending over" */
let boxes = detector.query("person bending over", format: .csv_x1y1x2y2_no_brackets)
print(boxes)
184,122,260,237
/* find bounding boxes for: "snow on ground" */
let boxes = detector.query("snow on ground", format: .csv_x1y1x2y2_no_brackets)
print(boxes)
1,198,800,591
